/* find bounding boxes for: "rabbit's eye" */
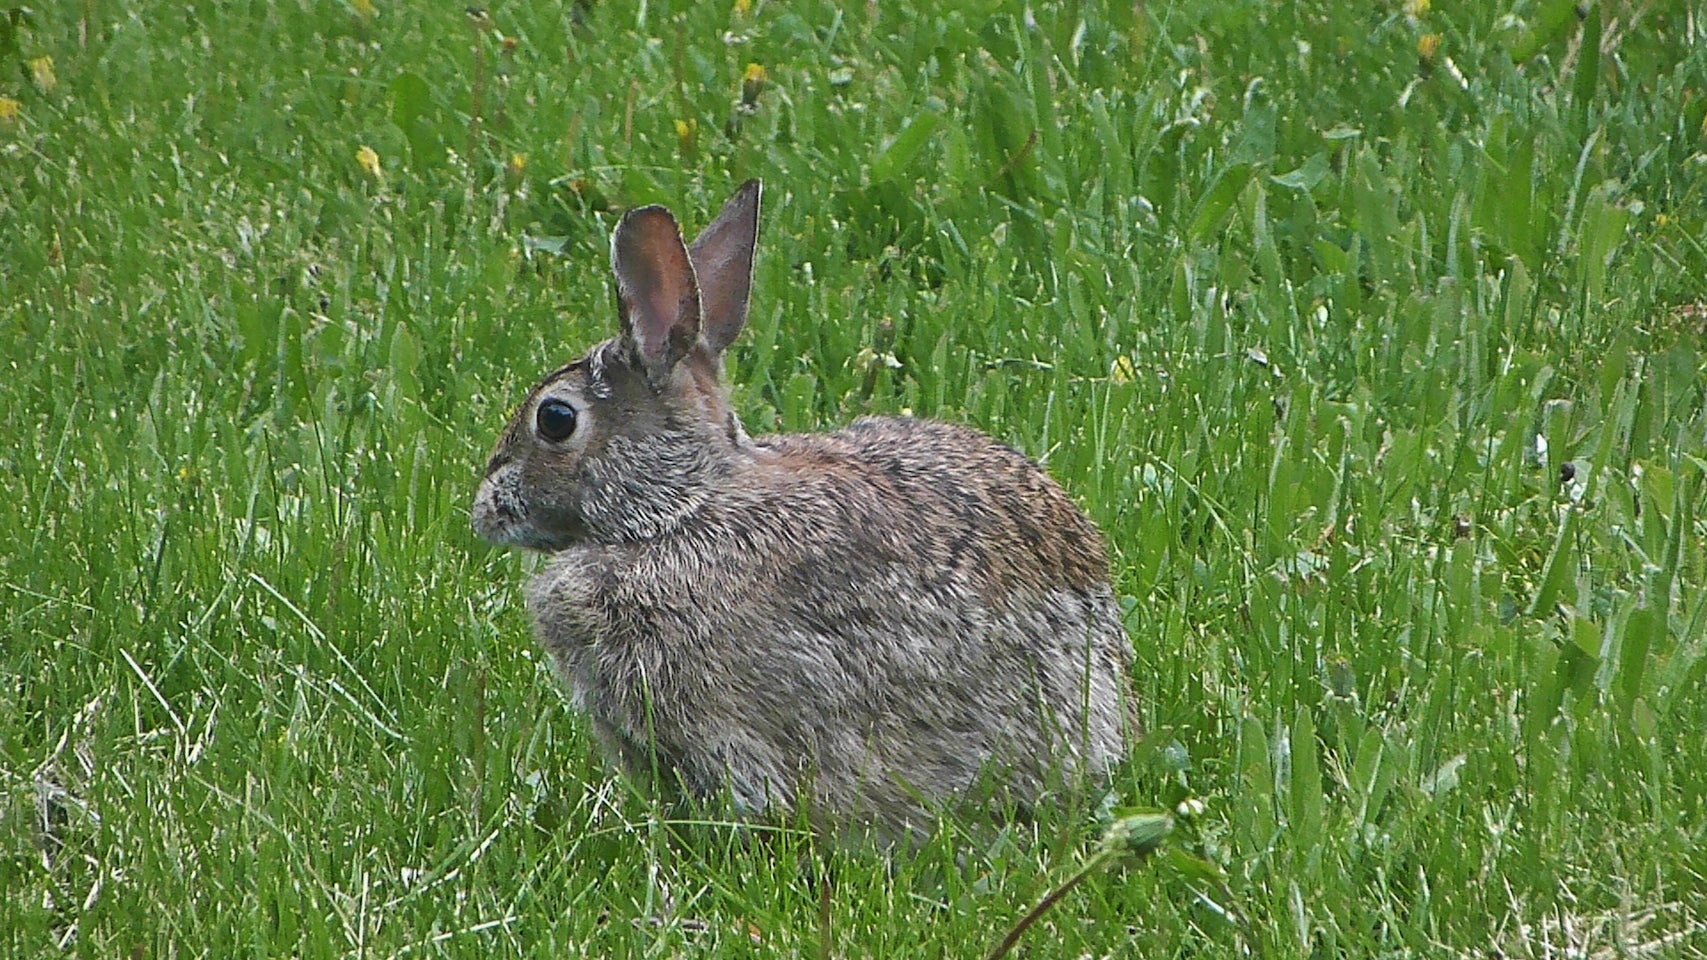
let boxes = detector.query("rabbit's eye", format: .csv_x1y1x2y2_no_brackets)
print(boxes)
535,398,578,442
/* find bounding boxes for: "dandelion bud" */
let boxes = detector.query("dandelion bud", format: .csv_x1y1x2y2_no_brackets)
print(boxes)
741,63,767,108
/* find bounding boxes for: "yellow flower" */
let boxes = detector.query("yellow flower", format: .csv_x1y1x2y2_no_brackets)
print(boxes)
732,0,751,15
1110,355,1136,384
1417,33,1440,64
352,0,376,16
29,56,56,94
741,62,767,106
675,118,699,160
0,97,19,123
356,144,382,179
507,152,528,177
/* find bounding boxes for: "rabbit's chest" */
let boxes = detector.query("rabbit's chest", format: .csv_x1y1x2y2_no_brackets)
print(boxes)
523,545,743,658
525,547,760,742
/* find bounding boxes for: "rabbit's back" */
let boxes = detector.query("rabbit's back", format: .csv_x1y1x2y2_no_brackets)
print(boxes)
771,417,1113,592
528,415,1132,836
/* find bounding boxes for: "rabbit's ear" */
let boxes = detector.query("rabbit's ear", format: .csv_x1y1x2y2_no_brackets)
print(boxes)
613,205,701,383
688,180,761,355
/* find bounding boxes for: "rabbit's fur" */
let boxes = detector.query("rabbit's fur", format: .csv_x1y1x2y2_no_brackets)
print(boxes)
473,181,1133,841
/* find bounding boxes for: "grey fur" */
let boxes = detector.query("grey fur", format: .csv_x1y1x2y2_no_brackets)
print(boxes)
472,181,1134,841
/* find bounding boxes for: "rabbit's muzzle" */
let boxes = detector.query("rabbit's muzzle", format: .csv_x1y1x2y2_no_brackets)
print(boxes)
473,465,543,548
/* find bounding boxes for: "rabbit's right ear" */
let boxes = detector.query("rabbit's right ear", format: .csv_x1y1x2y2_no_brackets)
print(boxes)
688,180,761,355
613,205,701,386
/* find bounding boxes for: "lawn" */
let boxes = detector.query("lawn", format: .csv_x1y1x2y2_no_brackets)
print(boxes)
3,0,1706,956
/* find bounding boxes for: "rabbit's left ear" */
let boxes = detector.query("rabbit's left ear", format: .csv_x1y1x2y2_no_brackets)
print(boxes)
613,205,701,385
688,180,761,355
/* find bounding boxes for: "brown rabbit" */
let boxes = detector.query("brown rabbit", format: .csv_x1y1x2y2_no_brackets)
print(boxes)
472,180,1133,841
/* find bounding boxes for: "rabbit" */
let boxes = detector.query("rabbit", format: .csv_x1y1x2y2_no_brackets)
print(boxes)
472,180,1134,842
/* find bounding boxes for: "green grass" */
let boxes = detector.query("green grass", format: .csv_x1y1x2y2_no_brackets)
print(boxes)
4,0,1707,955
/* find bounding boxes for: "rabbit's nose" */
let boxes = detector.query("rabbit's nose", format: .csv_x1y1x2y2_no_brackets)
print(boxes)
470,477,519,542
